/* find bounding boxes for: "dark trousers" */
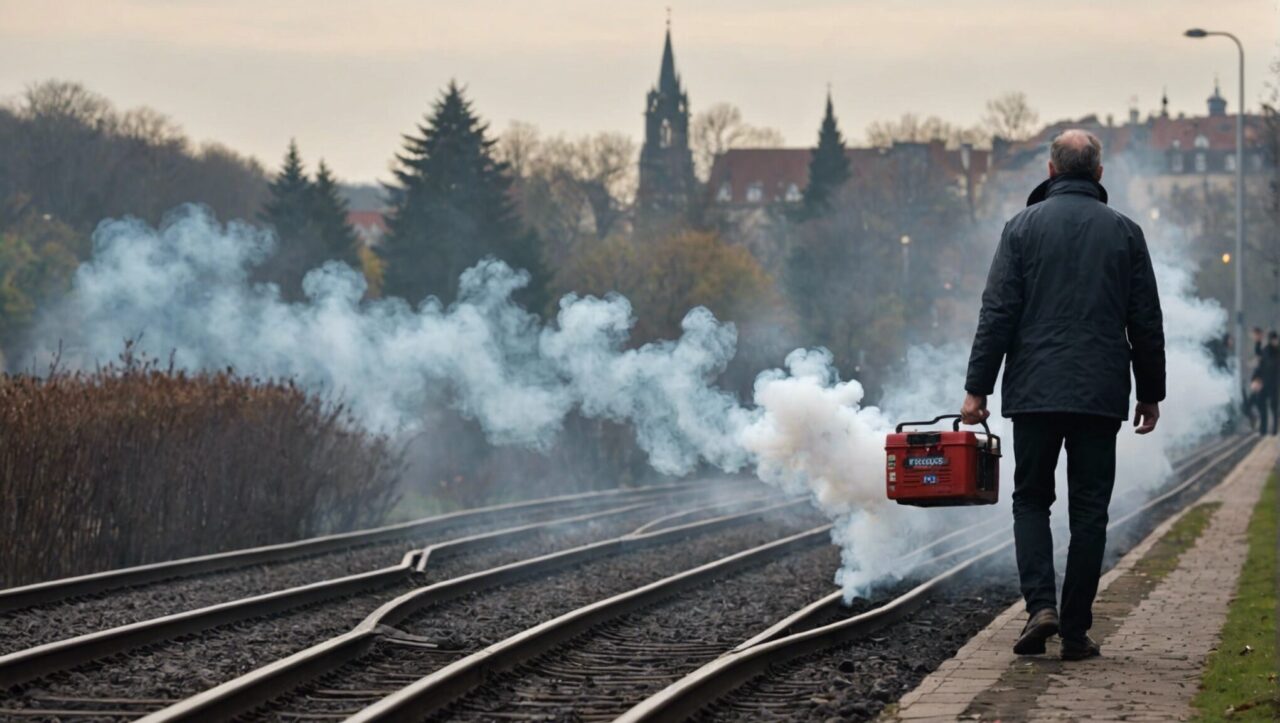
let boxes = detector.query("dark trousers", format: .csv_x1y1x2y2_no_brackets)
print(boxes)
1011,413,1122,640
1268,391,1278,435
1249,391,1276,435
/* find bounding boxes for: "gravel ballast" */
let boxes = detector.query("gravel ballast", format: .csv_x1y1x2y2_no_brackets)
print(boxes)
251,506,828,720
0,502,814,720
432,541,846,721
0,485,769,656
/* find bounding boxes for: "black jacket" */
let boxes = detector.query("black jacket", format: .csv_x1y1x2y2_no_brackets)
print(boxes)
965,174,1166,419
1254,341,1279,391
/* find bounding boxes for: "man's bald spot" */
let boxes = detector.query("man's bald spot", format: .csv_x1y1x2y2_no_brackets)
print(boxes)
1050,129,1103,178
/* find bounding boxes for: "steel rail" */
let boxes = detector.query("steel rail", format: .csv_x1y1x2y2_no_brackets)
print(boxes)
736,431,1248,653
0,503,652,689
0,479,722,614
627,493,788,536
136,499,811,722
615,433,1258,722
343,524,833,723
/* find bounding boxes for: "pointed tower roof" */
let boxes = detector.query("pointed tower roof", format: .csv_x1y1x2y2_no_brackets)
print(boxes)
658,27,680,94
1208,76,1227,117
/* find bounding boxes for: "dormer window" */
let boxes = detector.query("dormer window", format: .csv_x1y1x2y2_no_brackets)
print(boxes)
746,182,764,203
716,182,732,202
784,183,802,203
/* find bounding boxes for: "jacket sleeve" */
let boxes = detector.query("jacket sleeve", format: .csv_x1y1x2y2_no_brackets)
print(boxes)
1127,225,1166,403
965,221,1024,395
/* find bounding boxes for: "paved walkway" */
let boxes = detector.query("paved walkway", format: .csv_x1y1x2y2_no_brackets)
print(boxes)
891,436,1278,722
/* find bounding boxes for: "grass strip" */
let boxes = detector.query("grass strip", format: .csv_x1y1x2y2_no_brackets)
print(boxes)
1193,473,1278,722
1134,502,1220,582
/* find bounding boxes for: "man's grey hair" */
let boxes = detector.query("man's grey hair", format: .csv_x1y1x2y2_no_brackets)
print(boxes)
1050,129,1102,176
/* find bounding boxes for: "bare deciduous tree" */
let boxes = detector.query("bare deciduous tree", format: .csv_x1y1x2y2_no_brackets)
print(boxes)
983,91,1040,142
691,102,784,180
499,123,638,260
865,113,987,149
2,80,269,230
495,120,542,178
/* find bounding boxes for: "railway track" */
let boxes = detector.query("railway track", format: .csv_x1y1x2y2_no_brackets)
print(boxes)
0,494,808,719
135,503,825,721
0,433,1246,722
0,480,762,661
0,480,743,618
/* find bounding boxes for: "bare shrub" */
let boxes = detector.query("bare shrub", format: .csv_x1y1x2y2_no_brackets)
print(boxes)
0,348,401,587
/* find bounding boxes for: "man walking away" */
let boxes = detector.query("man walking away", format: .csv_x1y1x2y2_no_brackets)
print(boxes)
959,129,1165,661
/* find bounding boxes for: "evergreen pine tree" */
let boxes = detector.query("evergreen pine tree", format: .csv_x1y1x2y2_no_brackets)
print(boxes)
802,92,852,217
259,140,315,300
309,160,361,271
380,81,545,306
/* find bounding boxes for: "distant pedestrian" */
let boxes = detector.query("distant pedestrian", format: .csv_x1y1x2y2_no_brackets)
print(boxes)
1252,328,1279,435
960,129,1165,662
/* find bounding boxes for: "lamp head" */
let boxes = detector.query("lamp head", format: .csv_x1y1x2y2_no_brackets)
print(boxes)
1184,28,1208,38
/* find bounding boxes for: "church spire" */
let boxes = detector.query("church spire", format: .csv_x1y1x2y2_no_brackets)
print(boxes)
637,19,696,233
658,24,679,95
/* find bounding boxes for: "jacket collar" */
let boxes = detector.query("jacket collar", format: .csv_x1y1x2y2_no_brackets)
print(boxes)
1026,172,1108,206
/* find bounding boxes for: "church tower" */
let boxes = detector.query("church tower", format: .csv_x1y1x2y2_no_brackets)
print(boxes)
636,24,697,231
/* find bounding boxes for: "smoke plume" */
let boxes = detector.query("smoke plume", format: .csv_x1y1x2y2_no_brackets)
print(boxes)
33,201,1232,599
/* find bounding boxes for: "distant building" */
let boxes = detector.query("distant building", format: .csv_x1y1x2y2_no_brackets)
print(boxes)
635,27,698,230
707,142,990,212
347,210,388,247
989,81,1271,216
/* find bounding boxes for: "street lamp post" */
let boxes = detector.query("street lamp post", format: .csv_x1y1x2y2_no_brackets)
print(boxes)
1186,27,1246,398
900,234,911,287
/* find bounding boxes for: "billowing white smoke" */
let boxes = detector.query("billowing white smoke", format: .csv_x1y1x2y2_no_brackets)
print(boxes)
42,207,752,474
37,204,1232,600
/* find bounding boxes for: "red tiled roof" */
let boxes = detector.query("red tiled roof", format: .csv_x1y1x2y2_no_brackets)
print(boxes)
1147,114,1265,150
1021,113,1266,155
707,143,989,205
347,210,388,231
707,148,811,205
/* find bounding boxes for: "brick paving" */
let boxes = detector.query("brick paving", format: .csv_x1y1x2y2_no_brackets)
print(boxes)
890,436,1278,722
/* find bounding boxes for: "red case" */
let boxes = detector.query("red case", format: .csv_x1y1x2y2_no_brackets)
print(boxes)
885,415,1000,507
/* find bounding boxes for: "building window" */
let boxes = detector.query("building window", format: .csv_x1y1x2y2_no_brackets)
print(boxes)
1225,154,1236,172
1194,133,1209,149
716,182,732,203
1171,154,1184,173
784,183,802,203
660,119,672,148
1253,154,1265,171
746,182,764,203
1172,139,1181,149
1194,153,1207,173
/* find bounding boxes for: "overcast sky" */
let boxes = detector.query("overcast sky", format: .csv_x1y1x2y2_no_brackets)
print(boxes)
2,0,1277,183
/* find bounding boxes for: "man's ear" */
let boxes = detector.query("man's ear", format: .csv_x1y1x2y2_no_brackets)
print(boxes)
1047,161,1057,178
1096,164,1104,182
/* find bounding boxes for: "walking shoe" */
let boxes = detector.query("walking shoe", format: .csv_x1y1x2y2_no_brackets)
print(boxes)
1013,608,1060,655
1060,635,1101,661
